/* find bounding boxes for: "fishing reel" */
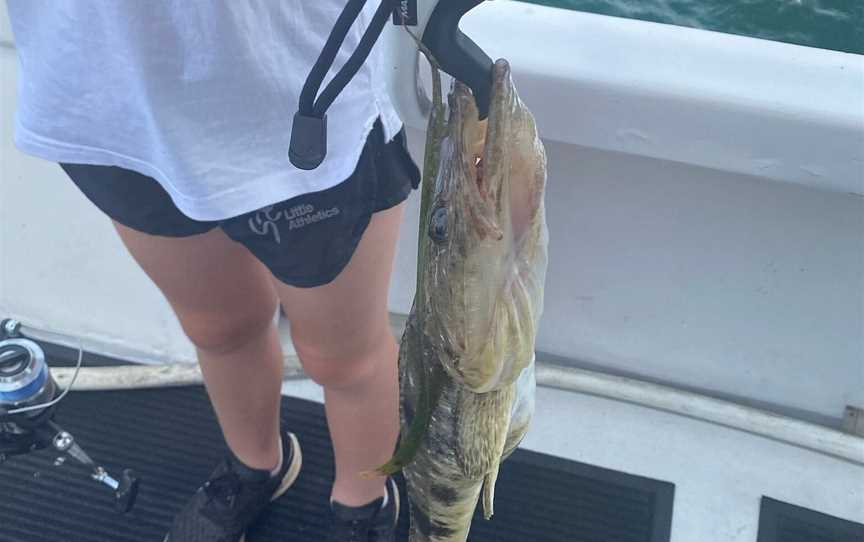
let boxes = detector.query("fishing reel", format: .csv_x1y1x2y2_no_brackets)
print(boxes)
0,318,139,513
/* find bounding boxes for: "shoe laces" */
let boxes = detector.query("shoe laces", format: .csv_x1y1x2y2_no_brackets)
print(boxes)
202,465,242,509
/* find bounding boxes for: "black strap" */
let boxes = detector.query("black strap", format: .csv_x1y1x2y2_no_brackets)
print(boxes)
290,0,395,170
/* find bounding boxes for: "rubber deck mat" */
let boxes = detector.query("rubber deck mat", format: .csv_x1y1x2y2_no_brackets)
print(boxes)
757,497,864,542
1,384,674,541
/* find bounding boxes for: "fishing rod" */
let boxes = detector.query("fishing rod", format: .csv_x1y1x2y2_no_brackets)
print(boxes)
0,318,139,513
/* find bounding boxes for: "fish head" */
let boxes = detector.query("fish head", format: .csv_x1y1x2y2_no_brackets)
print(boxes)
423,59,548,393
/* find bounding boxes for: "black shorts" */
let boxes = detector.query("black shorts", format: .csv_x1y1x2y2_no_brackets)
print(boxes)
60,119,420,288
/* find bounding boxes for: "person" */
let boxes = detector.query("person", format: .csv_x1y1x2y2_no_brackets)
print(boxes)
5,2,420,541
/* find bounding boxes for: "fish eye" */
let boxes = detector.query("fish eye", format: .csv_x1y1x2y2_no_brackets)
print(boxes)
428,205,448,244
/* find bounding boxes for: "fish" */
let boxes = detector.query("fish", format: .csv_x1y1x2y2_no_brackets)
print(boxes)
368,48,549,542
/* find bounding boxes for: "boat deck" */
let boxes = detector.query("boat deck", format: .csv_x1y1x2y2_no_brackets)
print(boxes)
1,344,861,541
1,358,673,541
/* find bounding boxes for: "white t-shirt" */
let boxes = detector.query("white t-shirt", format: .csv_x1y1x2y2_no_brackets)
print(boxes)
7,1,403,221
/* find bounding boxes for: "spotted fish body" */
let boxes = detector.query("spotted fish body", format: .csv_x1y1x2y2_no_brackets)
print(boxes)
397,58,549,542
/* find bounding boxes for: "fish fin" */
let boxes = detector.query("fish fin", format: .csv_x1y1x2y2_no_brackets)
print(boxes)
362,363,446,478
363,24,449,481
456,385,514,477
482,464,500,520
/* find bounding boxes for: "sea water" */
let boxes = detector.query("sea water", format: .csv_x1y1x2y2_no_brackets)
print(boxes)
521,0,863,55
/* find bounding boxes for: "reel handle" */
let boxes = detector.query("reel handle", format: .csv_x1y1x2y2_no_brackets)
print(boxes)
115,469,140,513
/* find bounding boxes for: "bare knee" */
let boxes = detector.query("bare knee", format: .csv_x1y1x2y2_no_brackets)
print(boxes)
292,326,397,390
179,302,278,355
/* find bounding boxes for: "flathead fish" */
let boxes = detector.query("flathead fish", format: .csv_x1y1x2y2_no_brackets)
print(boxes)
372,55,548,542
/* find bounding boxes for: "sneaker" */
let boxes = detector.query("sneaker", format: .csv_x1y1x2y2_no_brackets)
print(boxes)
327,476,400,542
164,429,302,542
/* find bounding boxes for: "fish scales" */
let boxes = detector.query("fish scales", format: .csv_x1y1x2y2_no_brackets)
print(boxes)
372,49,548,542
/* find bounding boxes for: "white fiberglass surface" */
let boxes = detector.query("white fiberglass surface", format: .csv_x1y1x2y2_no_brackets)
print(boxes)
389,127,864,426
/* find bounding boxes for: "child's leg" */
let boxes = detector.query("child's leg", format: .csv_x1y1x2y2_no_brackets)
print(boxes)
112,221,284,471
272,202,404,507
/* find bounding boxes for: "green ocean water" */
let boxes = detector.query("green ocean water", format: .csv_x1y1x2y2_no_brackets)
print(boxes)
520,0,863,55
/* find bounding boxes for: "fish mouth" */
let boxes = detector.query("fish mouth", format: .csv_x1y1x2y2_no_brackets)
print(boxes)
450,58,539,252
426,59,546,393
449,59,516,243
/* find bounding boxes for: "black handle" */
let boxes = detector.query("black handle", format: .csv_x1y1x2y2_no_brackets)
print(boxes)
115,469,140,513
422,0,493,119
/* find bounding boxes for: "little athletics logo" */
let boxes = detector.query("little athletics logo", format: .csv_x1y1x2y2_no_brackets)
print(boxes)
248,202,340,244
